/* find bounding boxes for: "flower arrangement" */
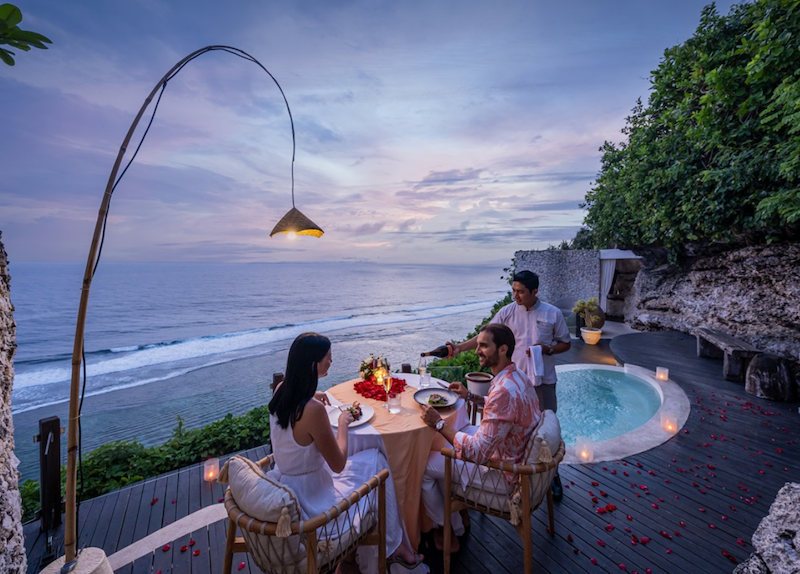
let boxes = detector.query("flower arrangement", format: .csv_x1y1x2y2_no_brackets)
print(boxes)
573,297,601,330
359,354,391,381
354,377,407,401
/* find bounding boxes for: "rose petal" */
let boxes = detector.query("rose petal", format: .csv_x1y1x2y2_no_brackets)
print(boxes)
619,564,627,571
162,544,171,552
193,550,200,557
591,558,598,565
597,539,606,547
238,562,246,571
605,524,615,532
151,498,159,506
737,538,746,546
181,545,188,553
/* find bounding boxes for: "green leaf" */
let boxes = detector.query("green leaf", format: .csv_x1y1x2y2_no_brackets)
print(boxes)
0,46,14,65
0,4,22,27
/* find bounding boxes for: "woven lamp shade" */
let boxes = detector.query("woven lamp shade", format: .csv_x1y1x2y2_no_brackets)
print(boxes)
270,206,324,237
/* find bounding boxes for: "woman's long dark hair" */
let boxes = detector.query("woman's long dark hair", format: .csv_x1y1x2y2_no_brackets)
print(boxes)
269,332,331,429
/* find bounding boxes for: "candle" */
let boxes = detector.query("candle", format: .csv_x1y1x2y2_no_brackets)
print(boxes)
661,412,678,434
656,367,669,381
575,436,594,463
204,458,220,482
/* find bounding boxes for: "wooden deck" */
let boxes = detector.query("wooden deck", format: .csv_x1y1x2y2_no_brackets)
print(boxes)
24,330,800,573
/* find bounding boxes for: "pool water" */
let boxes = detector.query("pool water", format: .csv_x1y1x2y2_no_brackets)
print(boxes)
556,368,662,446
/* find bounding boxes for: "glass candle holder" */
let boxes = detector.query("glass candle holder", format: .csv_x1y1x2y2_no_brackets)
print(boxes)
661,412,678,434
575,436,594,463
204,457,220,482
656,367,669,381
388,392,402,414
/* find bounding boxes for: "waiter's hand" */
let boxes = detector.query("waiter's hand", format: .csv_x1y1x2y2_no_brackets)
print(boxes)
526,343,548,357
449,382,468,400
420,404,442,428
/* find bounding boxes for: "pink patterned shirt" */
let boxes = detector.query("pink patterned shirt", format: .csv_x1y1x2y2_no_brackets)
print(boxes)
453,363,542,473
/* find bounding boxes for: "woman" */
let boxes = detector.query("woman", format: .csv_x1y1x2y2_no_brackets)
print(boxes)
268,332,423,571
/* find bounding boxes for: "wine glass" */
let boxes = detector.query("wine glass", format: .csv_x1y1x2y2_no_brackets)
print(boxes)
383,369,393,409
418,357,428,388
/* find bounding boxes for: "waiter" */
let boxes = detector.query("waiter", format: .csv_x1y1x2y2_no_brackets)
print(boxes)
446,270,571,499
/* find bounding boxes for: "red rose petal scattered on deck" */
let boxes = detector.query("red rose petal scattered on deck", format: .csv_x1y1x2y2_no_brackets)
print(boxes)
646,570,652,574
626,515,633,521
722,550,738,564
590,558,598,565
684,430,690,434
218,497,224,503
722,515,729,520
674,531,681,537
606,504,617,512
597,540,606,547
612,470,617,474
162,544,170,552
737,538,746,546
666,549,673,554
679,521,686,527
592,481,599,486
567,534,574,542
651,504,659,509
709,524,716,529
238,562,246,571
181,545,188,553
619,564,627,571
171,500,176,504
659,531,672,539
193,550,200,557
151,498,159,505
605,525,615,532
189,540,196,546
597,508,607,514
592,497,599,503
625,527,632,533
623,471,629,476
640,537,651,544
600,490,608,497
699,508,706,512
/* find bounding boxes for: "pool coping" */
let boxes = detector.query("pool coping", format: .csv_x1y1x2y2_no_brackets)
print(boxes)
557,363,690,464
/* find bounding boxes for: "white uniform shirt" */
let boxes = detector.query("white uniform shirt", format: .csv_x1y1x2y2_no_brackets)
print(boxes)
490,299,571,386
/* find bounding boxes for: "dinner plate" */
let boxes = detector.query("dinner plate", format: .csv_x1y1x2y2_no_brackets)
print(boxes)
327,404,375,428
414,388,459,408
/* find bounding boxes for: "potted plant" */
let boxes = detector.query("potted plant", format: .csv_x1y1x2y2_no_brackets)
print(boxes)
573,297,602,345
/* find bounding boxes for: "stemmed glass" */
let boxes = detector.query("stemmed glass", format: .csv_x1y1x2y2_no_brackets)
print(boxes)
382,369,393,409
418,357,428,388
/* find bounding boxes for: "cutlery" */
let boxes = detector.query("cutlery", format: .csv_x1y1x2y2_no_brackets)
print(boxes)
435,380,449,389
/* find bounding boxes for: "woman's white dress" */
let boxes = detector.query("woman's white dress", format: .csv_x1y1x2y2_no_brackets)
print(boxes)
268,414,404,555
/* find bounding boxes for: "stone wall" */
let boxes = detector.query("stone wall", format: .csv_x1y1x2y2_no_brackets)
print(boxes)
0,231,25,573
629,242,800,371
515,249,600,306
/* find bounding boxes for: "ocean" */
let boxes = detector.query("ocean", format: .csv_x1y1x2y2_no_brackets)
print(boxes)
10,261,507,480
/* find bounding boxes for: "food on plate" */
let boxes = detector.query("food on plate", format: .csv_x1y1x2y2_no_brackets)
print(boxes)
427,393,449,406
347,401,363,421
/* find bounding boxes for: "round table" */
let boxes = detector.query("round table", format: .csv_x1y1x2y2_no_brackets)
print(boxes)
326,374,468,549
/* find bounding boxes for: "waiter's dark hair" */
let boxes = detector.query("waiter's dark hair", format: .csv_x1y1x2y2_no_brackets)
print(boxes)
512,270,539,292
269,332,331,429
480,323,515,359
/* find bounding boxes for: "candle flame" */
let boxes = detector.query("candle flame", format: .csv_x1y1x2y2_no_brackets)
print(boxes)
287,232,297,240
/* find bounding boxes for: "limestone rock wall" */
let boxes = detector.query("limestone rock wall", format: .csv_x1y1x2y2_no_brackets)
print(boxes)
629,242,800,370
0,231,25,574
515,249,599,305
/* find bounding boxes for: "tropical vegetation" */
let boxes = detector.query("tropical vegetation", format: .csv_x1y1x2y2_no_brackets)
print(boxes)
583,0,800,258
0,4,51,66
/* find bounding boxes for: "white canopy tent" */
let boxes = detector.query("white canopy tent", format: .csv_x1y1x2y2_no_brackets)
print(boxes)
598,249,641,311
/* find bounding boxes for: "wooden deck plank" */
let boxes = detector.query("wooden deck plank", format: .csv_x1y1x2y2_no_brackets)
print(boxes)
116,480,146,551
189,526,211,574
187,464,202,516
102,485,132,556
147,476,169,535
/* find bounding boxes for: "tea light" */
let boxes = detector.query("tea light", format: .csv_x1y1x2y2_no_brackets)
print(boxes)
661,412,678,434
656,367,669,381
575,436,594,463
204,457,220,482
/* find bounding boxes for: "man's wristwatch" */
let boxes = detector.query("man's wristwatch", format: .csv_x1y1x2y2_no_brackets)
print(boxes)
547,345,554,356
435,419,446,432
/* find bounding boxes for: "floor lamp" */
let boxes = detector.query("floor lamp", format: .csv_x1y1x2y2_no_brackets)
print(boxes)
42,45,323,574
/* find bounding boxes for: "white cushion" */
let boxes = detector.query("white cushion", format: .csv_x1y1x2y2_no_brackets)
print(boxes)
523,410,562,510
226,455,302,524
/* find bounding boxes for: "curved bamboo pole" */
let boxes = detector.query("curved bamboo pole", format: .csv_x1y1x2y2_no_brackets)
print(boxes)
64,45,294,568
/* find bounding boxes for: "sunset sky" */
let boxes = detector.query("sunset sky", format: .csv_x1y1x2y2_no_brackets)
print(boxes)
1,0,738,265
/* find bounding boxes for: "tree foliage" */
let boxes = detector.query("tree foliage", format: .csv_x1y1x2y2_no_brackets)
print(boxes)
583,0,800,256
0,4,51,66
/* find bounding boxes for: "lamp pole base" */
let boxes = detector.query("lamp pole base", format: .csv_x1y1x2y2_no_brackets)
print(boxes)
40,548,113,574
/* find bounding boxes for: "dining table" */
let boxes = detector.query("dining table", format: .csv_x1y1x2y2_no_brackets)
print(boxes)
325,373,469,551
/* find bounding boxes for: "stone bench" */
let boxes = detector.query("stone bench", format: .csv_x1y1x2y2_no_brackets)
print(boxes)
695,327,760,382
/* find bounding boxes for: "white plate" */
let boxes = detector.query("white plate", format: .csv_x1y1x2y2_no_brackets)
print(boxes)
414,388,459,408
327,404,375,428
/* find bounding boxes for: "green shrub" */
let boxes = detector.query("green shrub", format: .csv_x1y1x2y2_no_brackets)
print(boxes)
20,405,271,523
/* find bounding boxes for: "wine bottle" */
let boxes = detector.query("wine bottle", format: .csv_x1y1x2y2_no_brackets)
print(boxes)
421,345,450,358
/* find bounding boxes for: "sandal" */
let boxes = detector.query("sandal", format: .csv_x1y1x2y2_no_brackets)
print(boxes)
387,553,424,570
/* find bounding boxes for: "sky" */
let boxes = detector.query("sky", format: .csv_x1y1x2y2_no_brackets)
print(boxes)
0,0,740,265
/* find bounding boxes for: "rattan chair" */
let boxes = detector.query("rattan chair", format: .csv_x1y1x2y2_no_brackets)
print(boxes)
441,426,565,573
222,454,388,574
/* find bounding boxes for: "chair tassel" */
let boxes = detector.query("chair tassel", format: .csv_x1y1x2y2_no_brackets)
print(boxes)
217,459,232,484
538,438,553,464
276,507,292,537
508,487,522,526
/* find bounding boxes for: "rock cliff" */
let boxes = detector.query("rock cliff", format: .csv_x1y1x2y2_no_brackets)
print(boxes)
0,231,25,573
628,242,800,374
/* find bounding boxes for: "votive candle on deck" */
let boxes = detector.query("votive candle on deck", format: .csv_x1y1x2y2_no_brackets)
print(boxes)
576,436,594,463
656,367,669,380
661,412,678,434
204,457,220,482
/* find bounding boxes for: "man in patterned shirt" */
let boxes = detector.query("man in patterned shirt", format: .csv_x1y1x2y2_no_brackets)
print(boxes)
420,323,541,552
